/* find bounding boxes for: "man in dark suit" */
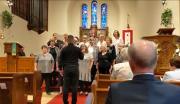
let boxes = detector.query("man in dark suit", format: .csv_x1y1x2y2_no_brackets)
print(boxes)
59,35,84,104
47,33,64,49
106,40,180,104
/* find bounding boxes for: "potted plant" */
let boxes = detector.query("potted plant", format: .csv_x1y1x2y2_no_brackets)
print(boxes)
161,8,172,27
2,10,13,29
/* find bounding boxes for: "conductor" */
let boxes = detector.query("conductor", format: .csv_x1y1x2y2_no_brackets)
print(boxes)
59,35,84,104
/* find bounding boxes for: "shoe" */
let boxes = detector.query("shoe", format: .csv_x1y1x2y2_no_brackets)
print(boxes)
85,92,88,96
80,91,83,95
59,90,62,95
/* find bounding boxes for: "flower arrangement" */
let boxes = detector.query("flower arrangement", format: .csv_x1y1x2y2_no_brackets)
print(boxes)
161,8,172,27
2,10,13,28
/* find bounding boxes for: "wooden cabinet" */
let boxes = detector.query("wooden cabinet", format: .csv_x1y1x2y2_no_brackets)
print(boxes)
143,35,180,75
80,26,108,41
0,42,35,72
12,0,48,34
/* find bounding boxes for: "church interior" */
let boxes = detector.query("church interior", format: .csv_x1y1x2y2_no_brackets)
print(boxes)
0,0,180,104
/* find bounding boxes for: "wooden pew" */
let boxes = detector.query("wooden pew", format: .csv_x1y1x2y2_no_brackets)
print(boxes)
155,74,163,80
92,74,127,104
95,74,110,80
0,71,42,104
92,74,180,104
0,73,27,104
165,80,180,86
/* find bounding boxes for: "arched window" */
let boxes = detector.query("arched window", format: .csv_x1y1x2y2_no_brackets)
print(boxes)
91,0,97,26
82,4,88,28
101,3,107,28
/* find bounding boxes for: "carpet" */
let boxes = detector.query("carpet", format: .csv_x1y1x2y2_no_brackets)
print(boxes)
48,94,87,104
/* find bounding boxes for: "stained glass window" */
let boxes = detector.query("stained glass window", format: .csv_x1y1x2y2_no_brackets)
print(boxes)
82,4,88,28
101,3,107,28
91,0,97,26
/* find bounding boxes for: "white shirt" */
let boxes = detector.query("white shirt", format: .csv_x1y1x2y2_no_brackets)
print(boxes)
162,69,180,81
111,62,133,80
97,40,106,49
112,37,123,55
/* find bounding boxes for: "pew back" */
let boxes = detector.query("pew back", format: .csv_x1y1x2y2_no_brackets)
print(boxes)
92,74,127,104
95,74,110,80
0,74,26,104
166,80,180,86
0,71,41,104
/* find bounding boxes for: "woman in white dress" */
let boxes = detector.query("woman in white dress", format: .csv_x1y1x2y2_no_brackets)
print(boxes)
112,30,123,55
79,44,94,95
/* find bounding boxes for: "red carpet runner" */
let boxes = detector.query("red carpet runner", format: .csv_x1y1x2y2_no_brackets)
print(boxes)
48,94,87,104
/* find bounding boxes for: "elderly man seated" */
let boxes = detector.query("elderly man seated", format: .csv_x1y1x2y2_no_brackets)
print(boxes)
162,56,180,81
111,48,133,80
106,40,180,104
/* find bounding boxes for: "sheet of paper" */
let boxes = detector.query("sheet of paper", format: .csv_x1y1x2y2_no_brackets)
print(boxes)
0,83,7,89
24,77,28,83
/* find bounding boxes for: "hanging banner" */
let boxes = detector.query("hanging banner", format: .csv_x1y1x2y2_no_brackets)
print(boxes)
12,42,16,56
122,29,133,46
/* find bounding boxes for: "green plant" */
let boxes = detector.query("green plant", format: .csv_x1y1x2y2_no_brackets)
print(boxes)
2,10,13,28
161,8,172,27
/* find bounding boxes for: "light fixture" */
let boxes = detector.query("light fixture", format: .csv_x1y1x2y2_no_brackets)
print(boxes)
7,0,13,8
0,29,4,39
161,0,166,6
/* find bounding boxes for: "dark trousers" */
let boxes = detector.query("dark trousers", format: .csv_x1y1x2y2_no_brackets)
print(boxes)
79,80,91,92
91,64,97,83
57,71,63,87
41,73,51,93
51,71,59,86
99,64,111,74
63,65,79,104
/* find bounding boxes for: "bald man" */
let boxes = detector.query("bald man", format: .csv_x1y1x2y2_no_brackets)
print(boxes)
106,40,180,104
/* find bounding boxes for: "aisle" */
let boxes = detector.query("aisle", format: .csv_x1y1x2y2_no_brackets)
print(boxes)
47,93,87,104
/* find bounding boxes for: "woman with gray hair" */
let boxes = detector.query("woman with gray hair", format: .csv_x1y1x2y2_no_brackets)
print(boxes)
97,43,113,74
115,43,126,63
35,45,54,95
79,44,93,95
111,47,133,80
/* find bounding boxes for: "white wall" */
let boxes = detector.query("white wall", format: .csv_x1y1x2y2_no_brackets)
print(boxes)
0,0,71,56
167,0,180,35
135,0,180,38
0,0,179,56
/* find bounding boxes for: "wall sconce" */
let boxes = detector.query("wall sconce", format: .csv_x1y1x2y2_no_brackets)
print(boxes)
7,0,13,8
161,0,166,6
0,31,4,39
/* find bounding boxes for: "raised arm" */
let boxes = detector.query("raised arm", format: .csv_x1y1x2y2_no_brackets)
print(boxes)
79,48,84,60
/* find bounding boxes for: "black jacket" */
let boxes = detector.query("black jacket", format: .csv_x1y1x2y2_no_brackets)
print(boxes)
106,74,180,104
59,43,84,68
